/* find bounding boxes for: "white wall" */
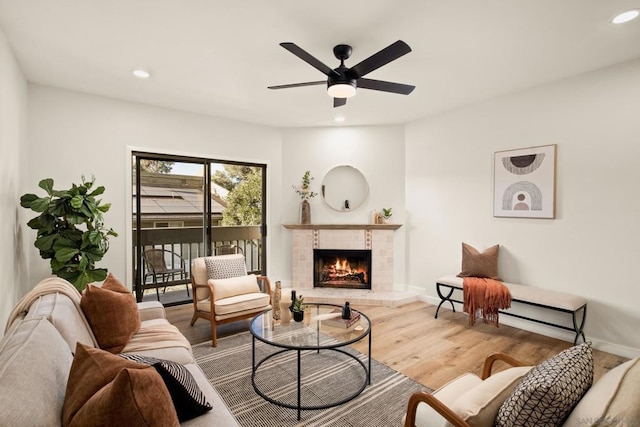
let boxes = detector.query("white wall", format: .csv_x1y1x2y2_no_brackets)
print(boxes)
280,126,407,288
26,85,284,288
405,59,640,357
0,28,29,328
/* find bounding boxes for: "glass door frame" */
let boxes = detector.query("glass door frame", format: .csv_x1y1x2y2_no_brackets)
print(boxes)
132,151,267,305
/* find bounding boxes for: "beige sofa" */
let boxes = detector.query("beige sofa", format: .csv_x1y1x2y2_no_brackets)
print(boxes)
0,279,239,426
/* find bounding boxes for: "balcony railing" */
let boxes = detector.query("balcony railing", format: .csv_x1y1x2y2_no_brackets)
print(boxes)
133,225,263,298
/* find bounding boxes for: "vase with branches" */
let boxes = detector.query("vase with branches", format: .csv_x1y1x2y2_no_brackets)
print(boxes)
293,171,317,224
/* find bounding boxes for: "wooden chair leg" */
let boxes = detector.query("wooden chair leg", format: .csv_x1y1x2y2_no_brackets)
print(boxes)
190,313,198,326
211,321,218,347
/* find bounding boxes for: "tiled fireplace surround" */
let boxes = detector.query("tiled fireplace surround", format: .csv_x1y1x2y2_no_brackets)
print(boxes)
283,224,416,306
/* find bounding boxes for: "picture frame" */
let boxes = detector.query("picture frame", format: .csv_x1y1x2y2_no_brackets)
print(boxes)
493,144,557,219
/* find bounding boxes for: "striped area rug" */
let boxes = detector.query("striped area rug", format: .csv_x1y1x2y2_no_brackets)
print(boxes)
193,331,431,427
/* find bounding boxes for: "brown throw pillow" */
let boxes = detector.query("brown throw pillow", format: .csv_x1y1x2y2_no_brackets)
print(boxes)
62,344,179,427
457,243,500,279
101,272,131,293
80,273,141,353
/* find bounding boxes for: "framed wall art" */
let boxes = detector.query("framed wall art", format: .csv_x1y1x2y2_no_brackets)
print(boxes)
493,144,557,219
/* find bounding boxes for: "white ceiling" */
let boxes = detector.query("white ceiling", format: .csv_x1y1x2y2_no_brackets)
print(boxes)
1,1,639,128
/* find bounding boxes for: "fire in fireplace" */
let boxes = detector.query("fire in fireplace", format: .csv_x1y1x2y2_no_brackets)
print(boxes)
313,249,372,290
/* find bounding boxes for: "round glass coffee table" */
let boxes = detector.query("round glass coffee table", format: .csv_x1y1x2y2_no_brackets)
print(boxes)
249,303,371,420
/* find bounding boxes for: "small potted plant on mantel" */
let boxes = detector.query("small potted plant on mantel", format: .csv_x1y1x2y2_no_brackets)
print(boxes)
382,208,393,223
290,294,307,322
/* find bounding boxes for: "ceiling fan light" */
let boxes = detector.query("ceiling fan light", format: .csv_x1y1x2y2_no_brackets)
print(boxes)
132,69,151,79
612,9,639,24
327,82,356,98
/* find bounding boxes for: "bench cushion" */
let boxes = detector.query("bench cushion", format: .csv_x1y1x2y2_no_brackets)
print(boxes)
437,275,586,311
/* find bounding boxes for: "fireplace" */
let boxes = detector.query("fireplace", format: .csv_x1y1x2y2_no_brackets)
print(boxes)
313,249,372,290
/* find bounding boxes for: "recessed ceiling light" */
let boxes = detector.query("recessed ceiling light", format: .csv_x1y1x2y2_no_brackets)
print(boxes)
612,9,639,24
334,116,345,123
132,69,151,79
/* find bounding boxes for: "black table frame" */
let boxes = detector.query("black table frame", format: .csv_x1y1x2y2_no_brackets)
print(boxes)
250,304,372,420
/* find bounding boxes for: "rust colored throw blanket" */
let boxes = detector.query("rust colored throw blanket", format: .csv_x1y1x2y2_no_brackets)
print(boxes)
463,277,512,326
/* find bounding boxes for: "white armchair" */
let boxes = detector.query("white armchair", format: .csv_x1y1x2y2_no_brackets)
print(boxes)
190,254,271,347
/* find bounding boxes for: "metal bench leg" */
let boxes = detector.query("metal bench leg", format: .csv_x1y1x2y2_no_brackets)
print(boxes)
435,284,456,318
572,305,587,345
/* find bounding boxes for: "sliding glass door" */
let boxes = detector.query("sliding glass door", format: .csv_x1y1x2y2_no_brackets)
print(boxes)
132,153,266,306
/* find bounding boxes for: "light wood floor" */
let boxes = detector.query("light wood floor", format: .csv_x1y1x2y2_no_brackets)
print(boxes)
166,301,627,390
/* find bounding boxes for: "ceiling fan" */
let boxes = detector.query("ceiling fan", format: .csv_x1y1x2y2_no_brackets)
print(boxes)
268,40,415,107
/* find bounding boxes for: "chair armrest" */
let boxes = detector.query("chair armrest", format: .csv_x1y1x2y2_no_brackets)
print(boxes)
137,301,166,321
404,391,470,427
192,282,214,300
257,276,272,295
481,352,527,380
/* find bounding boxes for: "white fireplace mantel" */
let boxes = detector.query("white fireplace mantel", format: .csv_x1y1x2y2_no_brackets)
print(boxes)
283,223,402,292
282,223,402,231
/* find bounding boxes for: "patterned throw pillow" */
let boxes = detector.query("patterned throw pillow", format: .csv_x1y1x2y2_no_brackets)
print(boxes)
496,342,593,426
119,354,212,422
204,254,247,280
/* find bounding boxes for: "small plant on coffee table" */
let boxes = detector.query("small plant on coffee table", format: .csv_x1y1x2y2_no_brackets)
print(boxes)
291,295,307,322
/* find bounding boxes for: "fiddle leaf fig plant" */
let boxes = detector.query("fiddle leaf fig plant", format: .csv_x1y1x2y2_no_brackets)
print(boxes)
20,176,118,290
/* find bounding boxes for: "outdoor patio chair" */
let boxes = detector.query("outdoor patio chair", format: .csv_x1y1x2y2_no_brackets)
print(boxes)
190,253,271,346
142,248,189,301
214,244,243,255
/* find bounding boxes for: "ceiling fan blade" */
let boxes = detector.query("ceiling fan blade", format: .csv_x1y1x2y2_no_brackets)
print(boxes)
280,42,340,77
268,81,325,90
334,97,347,107
348,40,412,79
357,78,415,95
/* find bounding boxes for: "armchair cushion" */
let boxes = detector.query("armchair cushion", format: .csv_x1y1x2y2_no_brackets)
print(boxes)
450,366,531,426
208,274,260,301
411,367,531,427
214,293,271,316
412,373,482,427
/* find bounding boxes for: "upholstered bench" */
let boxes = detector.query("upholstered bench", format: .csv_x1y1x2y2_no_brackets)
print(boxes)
435,275,587,344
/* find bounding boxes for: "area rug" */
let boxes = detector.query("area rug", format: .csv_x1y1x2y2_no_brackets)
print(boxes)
193,332,431,427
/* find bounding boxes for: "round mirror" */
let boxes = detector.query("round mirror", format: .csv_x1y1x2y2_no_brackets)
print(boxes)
321,165,369,211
